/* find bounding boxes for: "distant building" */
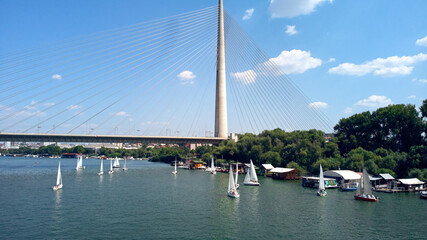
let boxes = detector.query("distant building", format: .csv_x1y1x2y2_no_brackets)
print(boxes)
270,168,301,180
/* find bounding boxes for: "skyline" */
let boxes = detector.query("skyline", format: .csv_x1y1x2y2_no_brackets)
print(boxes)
1,0,426,136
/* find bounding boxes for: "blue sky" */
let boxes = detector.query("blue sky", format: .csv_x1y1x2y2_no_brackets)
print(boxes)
0,0,426,136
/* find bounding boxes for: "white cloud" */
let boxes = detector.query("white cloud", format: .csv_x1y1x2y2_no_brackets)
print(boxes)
113,111,130,117
177,70,196,85
408,95,416,99
329,53,427,77
66,105,81,110
327,58,336,63
285,25,298,36
267,49,322,74
52,74,62,80
411,78,427,83
416,36,427,46
44,102,55,107
269,0,333,18
0,105,13,111
355,95,393,108
344,107,353,114
308,101,328,109
231,70,257,84
24,100,37,110
243,8,254,20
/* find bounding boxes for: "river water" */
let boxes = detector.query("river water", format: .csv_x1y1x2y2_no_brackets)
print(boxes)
0,157,425,239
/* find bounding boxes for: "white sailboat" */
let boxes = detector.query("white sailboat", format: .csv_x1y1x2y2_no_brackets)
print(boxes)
228,165,239,198
235,162,239,189
354,168,379,202
113,157,120,168
76,155,83,170
98,159,104,176
52,161,63,190
317,164,326,196
123,157,128,172
108,159,114,174
243,160,260,186
172,158,177,175
210,157,216,174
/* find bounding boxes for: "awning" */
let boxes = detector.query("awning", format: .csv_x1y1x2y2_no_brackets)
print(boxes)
398,178,425,185
270,168,295,173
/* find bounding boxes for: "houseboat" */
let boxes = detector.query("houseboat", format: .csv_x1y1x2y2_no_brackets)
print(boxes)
323,170,360,191
302,176,338,188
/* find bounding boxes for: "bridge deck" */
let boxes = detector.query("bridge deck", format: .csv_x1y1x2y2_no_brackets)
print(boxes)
0,133,226,145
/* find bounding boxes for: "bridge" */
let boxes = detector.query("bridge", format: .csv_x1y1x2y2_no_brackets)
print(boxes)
0,0,333,145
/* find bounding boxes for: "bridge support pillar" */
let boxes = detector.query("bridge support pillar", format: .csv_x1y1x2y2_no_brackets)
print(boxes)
214,0,228,138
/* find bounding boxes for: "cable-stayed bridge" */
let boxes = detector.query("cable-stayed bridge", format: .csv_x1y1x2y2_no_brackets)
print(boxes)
0,0,333,144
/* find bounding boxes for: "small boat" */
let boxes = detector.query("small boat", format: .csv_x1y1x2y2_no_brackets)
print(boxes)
420,191,427,199
354,168,379,202
123,158,128,172
228,165,240,198
210,157,216,175
172,158,177,175
113,157,120,168
52,161,63,191
243,160,260,186
235,162,239,189
108,159,114,174
317,164,327,196
98,159,104,176
76,155,83,170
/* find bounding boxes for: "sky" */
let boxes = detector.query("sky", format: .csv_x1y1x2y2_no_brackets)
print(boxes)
0,0,426,136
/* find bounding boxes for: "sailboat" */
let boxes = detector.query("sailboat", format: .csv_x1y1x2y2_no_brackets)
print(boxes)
210,157,216,174
52,161,63,190
243,160,260,186
172,157,177,175
123,157,128,172
354,168,379,202
76,155,83,170
108,159,114,174
317,164,327,196
98,159,104,176
227,165,240,198
235,162,239,189
113,157,120,168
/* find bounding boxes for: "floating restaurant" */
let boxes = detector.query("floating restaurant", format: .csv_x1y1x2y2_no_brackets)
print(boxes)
323,170,360,190
302,176,338,188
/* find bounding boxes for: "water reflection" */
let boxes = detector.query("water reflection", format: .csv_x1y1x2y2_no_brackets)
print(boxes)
54,190,62,210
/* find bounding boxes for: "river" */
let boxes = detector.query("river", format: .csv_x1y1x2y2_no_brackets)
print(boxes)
0,157,425,239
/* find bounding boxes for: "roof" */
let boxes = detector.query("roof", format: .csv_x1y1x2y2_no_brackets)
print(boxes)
379,173,395,180
398,178,425,185
369,176,382,181
323,170,361,180
261,164,275,170
270,168,296,173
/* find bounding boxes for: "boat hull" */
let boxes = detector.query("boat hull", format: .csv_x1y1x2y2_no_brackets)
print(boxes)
317,190,327,197
354,195,378,202
52,184,63,191
228,191,240,198
108,170,114,174
340,187,357,191
97,172,103,176
244,181,260,186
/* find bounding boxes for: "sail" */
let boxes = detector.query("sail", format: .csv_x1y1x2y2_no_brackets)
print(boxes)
100,159,103,172
228,165,236,192
174,160,177,171
210,157,216,173
319,164,325,191
110,159,113,171
124,158,127,169
244,168,251,183
113,157,120,167
56,162,62,186
356,171,362,195
76,156,83,169
363,168,373,195
235,162,239,183
249,160,258,182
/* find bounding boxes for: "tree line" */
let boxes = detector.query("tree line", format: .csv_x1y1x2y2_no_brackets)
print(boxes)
2,100,426,180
